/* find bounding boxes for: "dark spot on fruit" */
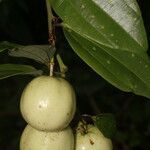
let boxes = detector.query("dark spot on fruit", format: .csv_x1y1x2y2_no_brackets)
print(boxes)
38,105,42,108
89,139,94,145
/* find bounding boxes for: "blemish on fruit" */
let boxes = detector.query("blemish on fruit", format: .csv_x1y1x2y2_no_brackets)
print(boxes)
38,104,42,108
89,139,94,145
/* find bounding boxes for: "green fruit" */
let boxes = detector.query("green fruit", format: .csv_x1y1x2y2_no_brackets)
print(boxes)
75,124,113,150
20,125,74,150
20,76,76,131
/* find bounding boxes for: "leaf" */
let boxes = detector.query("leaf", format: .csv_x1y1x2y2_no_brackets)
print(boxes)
51,0,148,53
9,45,56,65
92,113,117,138
51,0,150,98
0,64,43,80
0,41,20,53
0,41,56,65
64,29,150,98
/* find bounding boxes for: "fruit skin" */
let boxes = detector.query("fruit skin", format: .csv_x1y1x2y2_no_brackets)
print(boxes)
20,125,74,150
75,124,113,150
20,76,76,131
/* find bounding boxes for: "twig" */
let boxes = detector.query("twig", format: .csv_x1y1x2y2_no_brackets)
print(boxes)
45,0,55,46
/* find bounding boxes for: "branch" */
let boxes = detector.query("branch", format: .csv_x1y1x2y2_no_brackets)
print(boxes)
45,0,55,46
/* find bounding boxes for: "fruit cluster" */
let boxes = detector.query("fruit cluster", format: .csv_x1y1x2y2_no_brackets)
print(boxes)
19,76,112,150
20,76,76,150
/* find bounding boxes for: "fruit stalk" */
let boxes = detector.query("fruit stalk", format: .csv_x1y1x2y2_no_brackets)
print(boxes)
49,57,54,76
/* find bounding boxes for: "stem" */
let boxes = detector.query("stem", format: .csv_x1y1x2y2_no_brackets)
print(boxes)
50,57,54,76
79,120,88,135
45,0,54,45
46,0,55,76
56,54,68,77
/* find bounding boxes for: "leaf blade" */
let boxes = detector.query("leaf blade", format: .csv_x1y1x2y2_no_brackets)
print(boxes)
64,29,150,98
0,41,56,65
9,45,56,65
0,64,43,80
0,41,20,53
51,0,148,53
92,113,117,138
51,0,150,98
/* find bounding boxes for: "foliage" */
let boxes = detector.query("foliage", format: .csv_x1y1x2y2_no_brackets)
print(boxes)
0,0,150,149
51,0,150,98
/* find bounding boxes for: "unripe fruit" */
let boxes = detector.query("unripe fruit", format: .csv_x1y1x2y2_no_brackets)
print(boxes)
20,125,74,150
75,124,113,150
20,76,76,131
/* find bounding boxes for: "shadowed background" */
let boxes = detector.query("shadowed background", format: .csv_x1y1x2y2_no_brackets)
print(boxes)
0,0,150,149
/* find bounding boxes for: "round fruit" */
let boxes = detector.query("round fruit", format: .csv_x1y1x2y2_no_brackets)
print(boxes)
20,76,76,131
75,124,113,150
20,125,74,150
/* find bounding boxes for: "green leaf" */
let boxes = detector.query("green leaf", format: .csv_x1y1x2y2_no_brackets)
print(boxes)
92,113,117,138
0,64,43,80
51,0,148,53
0,41,56,65
0,41,20,53
51,0,150,98
9,45,56,65
64,29,150,98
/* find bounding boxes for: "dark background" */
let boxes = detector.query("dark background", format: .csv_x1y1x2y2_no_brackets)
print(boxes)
0,0,150,149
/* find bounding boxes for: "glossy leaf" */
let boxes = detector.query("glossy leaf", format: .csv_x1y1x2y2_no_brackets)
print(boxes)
92,113,117,138
0,41,55,65
64,29,150,98
9,45,56,65
0,41,20,53
51,0,148,53
51,0,150,98
0,64,43,80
